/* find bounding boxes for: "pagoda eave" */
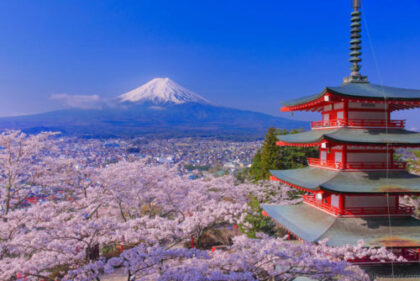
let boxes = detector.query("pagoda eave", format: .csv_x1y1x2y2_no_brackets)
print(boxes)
270,175,317,193
276,128,420,147
281,83,420,112
270,167,420,194
277,140,420,149
262,203,420,248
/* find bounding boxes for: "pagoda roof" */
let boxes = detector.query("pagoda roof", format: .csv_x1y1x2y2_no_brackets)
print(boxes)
282,82,420,112
283,82,420,107
276,128,420,146
270,167,420,194
262,203,420,247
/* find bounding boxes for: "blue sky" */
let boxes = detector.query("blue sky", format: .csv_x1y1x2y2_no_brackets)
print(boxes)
0,0,419,127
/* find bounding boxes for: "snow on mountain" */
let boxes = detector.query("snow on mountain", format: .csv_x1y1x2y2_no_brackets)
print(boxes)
118,78,211,105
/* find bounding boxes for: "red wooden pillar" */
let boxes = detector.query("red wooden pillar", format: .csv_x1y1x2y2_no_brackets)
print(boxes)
342,144,348,170
343,100,349,125
338,194,345,215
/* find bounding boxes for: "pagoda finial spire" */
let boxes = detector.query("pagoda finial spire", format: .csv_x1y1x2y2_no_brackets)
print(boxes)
343,0,368,84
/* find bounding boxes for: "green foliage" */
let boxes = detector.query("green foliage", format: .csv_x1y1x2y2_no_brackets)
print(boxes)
407,149,420,174
240,196,276,238
413,150,420,158
101,244,122,259
276,128,318,170
235,167,250,183
248,150,263,180
249,127,317,181
259,127,281,180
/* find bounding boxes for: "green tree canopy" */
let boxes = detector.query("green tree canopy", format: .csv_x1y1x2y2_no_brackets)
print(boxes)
249,127,317,181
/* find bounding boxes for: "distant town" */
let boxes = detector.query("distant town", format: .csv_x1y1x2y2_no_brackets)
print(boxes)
62,136,262,174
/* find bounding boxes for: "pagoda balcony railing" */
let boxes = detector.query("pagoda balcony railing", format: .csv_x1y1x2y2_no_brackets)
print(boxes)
303,194,414,217
307,158,407,171
311,119,405,129
303,194,342,216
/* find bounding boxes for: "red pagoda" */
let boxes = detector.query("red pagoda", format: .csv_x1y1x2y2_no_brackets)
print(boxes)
262,0,420,263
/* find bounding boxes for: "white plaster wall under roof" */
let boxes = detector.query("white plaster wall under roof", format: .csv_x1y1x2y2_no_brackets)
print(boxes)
345,195,397,208
348,111,387,120
347,152,389,162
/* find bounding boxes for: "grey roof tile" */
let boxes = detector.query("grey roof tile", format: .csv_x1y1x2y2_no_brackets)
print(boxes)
262,203,420,247
283,82,420,107
271,167,420,193
277,128,420,145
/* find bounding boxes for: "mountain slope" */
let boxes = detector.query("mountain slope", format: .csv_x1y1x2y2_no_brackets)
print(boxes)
0,79,308,139
0,103,308,138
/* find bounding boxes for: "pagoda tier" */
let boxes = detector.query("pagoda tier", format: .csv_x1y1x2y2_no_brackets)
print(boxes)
270,167,420,194
276,128,420,147
271,167,419,217
281,83,420,112
262,203,420,261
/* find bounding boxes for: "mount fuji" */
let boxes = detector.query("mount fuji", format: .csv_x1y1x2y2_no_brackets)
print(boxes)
118,78,211,105
0,78,308,139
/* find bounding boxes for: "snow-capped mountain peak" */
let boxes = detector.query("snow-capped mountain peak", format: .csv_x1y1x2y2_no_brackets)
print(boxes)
118,78,211,105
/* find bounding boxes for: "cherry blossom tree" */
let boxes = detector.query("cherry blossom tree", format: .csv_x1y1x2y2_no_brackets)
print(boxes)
66,235,402,281
35,156,96,199
0,158,284,280
0,130,58,217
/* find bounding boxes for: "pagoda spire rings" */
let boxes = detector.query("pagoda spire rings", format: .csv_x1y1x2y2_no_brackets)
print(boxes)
343,0,368,84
